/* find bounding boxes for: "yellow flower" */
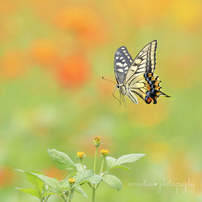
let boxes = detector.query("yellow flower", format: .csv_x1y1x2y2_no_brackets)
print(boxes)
77,151,85,158
68,178,75,186
101,149,109,158
93,136,101,147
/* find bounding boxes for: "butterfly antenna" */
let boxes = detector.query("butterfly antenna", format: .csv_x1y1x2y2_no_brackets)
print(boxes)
102,77,117,85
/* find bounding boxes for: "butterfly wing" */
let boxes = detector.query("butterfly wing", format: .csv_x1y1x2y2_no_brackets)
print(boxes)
114,46,133,84
124,40,170,104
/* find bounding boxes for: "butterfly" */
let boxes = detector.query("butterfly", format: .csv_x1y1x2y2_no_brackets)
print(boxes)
113,40,170,105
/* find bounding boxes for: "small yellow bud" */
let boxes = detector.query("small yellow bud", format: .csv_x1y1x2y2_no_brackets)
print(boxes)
77,151,85,158
100,149,109,158
93,136,101,147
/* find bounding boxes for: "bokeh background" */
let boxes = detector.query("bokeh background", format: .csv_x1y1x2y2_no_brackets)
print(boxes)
0,0,202,201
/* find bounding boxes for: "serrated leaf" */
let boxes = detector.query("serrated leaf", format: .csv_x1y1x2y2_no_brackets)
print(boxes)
76,186,88,198
103,174,122,191
32,173,62,194
16,188,40,198
116,154,145,165
47,149,76,171
25,172,44,192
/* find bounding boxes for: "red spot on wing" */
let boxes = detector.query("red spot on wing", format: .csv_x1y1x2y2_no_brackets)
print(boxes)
147,97,153,104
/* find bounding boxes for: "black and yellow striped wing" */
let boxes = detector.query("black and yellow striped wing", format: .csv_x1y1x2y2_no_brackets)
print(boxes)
114,46,133,85
124,40,170,104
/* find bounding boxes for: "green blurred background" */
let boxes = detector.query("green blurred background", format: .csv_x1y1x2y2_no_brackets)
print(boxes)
0,0,202,201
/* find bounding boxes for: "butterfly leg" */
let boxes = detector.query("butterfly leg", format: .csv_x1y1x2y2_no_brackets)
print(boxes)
112,88,121,105
123,95,127,108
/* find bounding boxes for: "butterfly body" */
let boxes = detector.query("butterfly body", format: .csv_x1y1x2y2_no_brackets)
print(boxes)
114,40,170,105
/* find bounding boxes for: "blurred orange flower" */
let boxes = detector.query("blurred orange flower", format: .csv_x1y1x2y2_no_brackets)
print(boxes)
113,0,175,28
0,1,18,16
55,6,109,49
0,167,14,187
55,53,91,88
30,40,59,67
43,166,66,181
0,50,28,79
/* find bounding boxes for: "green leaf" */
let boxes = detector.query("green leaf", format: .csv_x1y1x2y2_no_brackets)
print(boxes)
42,190,59,197
15,170,44,197
106,157,117,170
88,174,102,185
15,188,40,198
116,154,145,165
47,148,76,171
106,154,145,171
32,173,62,194
112,165,131,172
75,186,88,198
60,179,70,189
74,170,101,187
25,172,44,192
75,163,86,171
74,170,94,186
102,174,122,191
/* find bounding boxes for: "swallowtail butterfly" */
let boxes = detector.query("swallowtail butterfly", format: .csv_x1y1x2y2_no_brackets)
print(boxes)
114,40,170,104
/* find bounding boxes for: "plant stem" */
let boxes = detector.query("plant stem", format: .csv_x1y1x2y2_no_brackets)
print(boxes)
92,188,95,202
100,158,104,175
94,147,98,173
81,159,84,170
68,189,72,202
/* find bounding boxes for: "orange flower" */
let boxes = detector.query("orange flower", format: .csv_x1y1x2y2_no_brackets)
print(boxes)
55,6,109,49
0,50,28,79
55,53,91,88
0,167,14,187
44,167,66,181
113,0,175,28
30,40,59,66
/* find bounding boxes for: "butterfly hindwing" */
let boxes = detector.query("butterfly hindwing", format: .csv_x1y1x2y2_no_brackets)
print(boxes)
124,40,157,85
123,40,170,104
114,46,133,84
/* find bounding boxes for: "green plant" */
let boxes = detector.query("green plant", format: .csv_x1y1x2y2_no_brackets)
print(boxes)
15,136,145,202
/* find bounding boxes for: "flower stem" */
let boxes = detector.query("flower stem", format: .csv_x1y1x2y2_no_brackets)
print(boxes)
68,189,71,202
100,158,104,175
80,159,84,170
92,187,96,202
94,146,98,173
